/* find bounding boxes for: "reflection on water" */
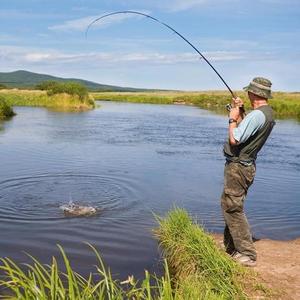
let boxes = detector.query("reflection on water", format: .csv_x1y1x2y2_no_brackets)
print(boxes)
0,102,299,278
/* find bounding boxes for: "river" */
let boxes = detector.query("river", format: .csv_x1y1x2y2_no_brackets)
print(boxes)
0,101,299,279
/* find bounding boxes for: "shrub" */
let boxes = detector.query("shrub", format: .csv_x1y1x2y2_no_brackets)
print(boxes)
35,80,59,91
36,81,88,101
0,95,16,119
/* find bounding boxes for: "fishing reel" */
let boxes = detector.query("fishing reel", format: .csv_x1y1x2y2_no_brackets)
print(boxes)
225,103,233,112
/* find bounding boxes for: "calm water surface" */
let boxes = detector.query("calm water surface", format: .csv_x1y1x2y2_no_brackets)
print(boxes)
0,101,299,278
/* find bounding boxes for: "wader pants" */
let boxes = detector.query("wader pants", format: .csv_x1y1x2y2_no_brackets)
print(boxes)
220,161,257,260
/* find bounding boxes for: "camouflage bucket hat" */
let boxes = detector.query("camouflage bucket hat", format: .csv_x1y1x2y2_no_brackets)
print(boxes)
243,77,273,99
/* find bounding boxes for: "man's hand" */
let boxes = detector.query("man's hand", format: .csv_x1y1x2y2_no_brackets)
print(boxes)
232,97,244,108
229,107,240,121
231,96,245,121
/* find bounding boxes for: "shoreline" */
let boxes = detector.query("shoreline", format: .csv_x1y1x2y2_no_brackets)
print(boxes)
213,234,300,300
92,91,300,121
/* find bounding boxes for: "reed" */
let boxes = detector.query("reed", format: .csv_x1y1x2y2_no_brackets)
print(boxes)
0,244,205,300
0,244,161,299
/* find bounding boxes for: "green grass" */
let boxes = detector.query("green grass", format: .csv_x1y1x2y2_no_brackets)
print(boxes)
0,209,268,300
154,208,266,300
0,244,174,300
0,96,16,120
0,89,95,111
92,91,300,120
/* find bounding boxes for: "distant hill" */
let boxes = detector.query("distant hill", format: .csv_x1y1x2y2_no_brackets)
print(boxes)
0,70,148,92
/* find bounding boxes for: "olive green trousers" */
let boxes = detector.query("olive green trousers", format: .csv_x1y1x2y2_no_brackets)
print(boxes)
220,161,257,260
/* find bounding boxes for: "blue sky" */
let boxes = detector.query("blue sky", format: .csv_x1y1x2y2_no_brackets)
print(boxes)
1,0,299,91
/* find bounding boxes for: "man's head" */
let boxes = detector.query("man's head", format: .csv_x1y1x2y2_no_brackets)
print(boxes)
247,91,266,103
243,77,272,100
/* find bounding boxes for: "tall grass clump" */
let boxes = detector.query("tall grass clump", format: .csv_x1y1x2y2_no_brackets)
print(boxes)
0,95,16,120
0,244,197,300
0,244,128,299
155,208,251,300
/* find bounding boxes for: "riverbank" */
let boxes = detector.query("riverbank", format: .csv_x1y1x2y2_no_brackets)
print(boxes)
0,89,95,111
0,208,299,299
0,208,253,299
92,91,300,120
213,234,300,300
155,208,253,299
157,207,300,299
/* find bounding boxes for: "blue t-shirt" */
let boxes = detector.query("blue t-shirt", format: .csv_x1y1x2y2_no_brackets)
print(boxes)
233,109,266,143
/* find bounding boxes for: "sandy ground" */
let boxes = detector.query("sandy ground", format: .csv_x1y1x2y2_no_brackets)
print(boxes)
213,234,300,299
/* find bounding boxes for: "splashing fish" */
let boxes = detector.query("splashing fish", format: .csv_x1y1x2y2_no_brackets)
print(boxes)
60,200,98,217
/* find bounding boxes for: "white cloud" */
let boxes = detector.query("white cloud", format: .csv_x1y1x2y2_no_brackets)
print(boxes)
49,15,100,32
0,45,251,67
1,45,297,91
48,12,145,32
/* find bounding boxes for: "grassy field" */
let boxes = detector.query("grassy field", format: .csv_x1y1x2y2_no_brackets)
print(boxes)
92,91,300,120
0,208,267,300
0,89,95,111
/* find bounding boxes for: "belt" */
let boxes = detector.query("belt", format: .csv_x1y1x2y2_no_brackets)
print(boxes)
225,158,255,166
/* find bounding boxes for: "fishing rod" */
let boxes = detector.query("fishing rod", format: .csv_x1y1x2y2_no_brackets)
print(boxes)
85,10,238,100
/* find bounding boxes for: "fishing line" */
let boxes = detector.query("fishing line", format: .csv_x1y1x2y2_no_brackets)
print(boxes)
85,10,236,98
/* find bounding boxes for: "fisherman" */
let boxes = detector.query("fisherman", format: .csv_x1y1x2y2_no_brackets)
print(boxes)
221,77,275,267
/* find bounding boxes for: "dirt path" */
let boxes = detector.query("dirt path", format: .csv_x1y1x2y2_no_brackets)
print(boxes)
213,234,300,299
253,238,300,299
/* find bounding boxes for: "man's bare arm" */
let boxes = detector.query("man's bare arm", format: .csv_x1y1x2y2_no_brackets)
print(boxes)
228,106,241,145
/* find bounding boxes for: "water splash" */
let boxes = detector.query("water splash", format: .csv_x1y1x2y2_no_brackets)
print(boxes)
60,201,98,217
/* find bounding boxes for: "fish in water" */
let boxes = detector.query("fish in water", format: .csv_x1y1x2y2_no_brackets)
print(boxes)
60,201,98,217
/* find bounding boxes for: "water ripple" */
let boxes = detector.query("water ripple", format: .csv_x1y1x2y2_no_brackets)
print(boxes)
0,173,141,222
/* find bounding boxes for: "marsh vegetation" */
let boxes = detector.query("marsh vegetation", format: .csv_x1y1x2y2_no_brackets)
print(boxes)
92,91,300,120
